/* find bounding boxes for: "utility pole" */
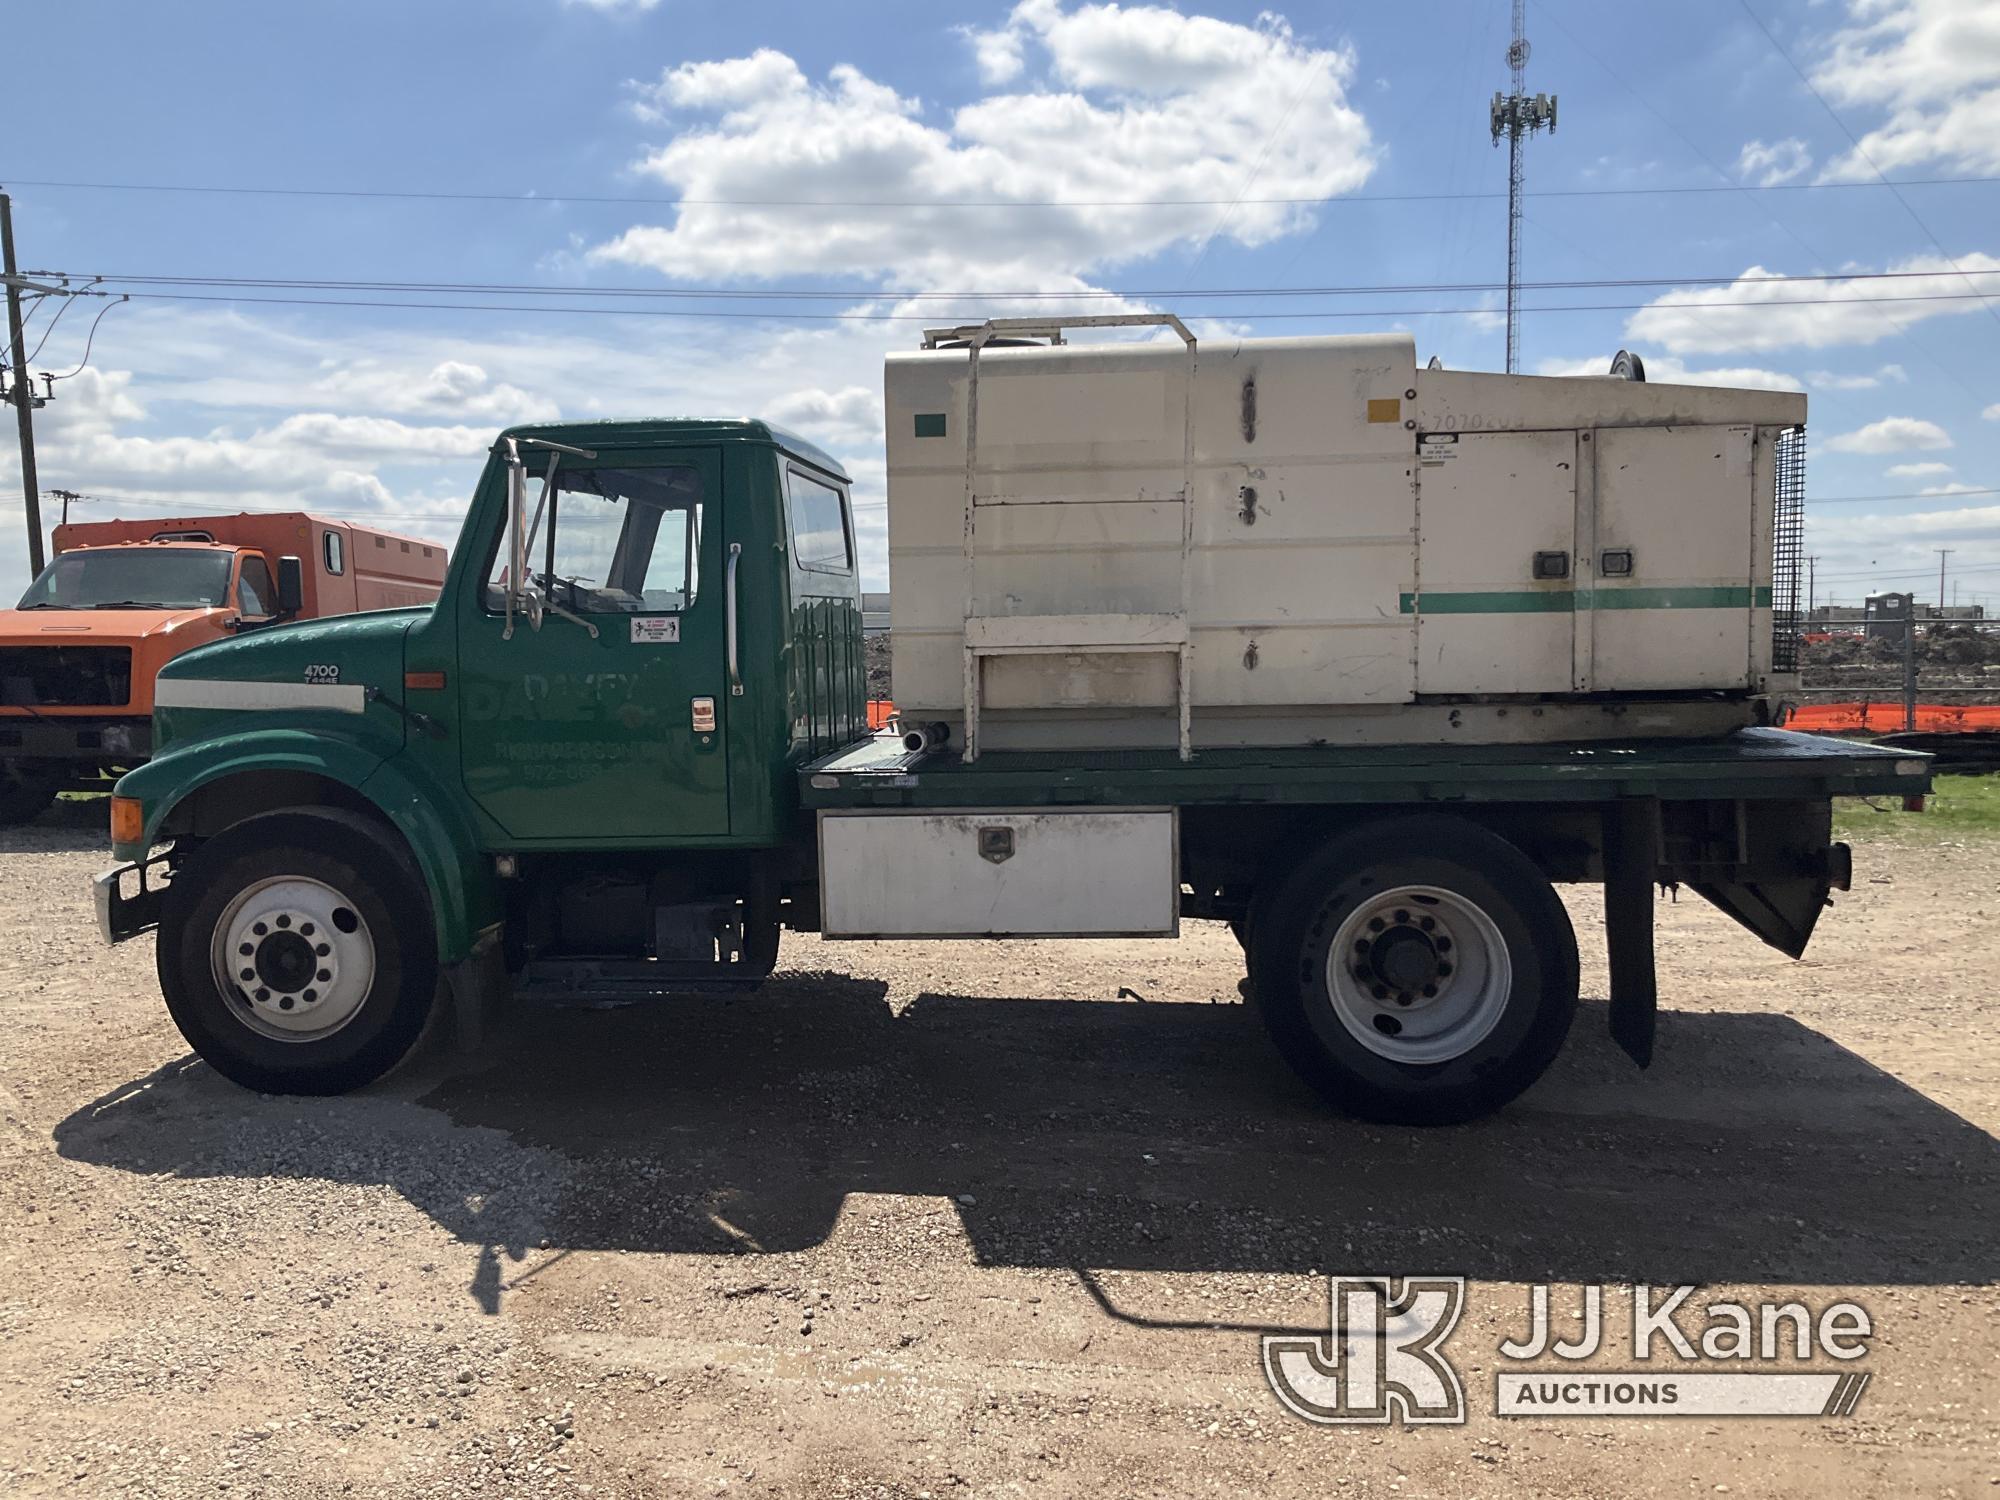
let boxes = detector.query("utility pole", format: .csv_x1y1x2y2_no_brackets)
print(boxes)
1490,0,1558,374
1806,555,1818,618
1935,548,1953,619
1,190,45,577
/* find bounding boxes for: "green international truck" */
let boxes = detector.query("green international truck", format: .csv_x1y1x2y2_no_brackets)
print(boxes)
90,409,1930,1125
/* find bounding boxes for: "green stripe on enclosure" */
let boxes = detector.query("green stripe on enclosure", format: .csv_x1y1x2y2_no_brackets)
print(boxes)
1398,585,1771,614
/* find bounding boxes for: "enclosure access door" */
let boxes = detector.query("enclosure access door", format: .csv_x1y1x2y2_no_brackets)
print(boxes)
458,447,733,842
1413,429,1579,695
1588,424,1759,691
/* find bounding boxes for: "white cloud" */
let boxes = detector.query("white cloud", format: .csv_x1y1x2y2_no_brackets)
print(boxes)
1886,460,1954,476
1805,362,1909,390
1737,136,1812,186
961,22,1027,85
1810,0,2000,178
1985,401,2000,420
0,302,918,590
764,386,884,450
1921,481,1985,496
593,5,1375,287
1824,416,1953,453
261,414,494,461
1532,354,1802,391
564,0,660,12
313,360,557,425
1803,500,2000,593
1623,254,2000,354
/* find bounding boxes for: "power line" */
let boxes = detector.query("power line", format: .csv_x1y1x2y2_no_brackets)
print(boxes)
1807,488,2000,505
2,172,1996,210
1537,0,1992,411
1178,52,1328,289
43,295,122,381
1814,559,2000,586
1735,0,2000,334
91,286,2000,324
52,264,1998,303
31,266,2000,306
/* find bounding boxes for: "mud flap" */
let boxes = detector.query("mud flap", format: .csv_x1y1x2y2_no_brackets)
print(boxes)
1603,798,1661,1069
443,924,508,1053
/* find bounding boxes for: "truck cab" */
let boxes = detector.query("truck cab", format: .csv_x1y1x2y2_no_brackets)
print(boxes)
97,421,865,1092
0,540,296,822
0,514,448,824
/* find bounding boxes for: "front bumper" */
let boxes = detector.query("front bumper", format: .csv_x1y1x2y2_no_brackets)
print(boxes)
92,855,169,944
0,715,151,765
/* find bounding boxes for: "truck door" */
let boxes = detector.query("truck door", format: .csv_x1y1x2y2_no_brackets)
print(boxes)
457,447,731,842
1413,429,1578,695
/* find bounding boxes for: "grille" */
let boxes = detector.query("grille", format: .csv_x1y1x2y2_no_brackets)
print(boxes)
1770,424,1805,675
0,645,135,707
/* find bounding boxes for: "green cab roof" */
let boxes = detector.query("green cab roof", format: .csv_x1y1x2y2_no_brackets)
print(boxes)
494,418,848,483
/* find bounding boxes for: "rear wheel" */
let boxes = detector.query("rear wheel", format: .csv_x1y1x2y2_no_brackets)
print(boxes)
156,812,438,1094
1249,817,1578,1125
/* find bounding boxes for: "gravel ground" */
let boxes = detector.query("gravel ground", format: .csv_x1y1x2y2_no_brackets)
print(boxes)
1,800,1997,1498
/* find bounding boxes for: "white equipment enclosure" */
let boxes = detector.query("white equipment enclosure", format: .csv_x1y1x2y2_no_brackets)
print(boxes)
884,317,1806,757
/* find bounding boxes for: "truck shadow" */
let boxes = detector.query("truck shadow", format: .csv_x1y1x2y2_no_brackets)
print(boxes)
0,794,113,855
54,972,2000,1295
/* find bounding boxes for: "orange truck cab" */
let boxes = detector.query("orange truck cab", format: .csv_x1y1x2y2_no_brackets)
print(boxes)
0,512,446,824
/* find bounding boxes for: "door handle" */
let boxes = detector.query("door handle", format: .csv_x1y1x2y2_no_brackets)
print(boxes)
725,542,743,696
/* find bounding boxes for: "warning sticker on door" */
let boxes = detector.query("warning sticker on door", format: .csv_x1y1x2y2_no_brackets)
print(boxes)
631,616,680,644
1418,433,1460,465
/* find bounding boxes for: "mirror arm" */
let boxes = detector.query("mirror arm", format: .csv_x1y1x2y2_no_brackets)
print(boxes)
498,435,598,643
502,439,525,641
540,596,600,640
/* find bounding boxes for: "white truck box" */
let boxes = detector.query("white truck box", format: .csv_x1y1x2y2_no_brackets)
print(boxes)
817,808,1178,938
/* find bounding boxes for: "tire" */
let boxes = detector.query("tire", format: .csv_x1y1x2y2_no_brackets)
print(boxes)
0,768,58,827
156,811,439,1095
1249,816,1578,1126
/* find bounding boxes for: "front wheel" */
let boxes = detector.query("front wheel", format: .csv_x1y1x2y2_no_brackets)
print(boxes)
156,811,438,1095
0,766,58,826
1249,817,1578,1126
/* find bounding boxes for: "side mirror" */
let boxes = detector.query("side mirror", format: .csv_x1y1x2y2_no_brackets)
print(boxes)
276,555,305,616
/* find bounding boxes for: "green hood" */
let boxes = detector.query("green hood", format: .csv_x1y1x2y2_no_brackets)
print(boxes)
153,608,427,758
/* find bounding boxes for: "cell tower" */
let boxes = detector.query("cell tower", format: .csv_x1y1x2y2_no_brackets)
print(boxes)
1490,0,1557,373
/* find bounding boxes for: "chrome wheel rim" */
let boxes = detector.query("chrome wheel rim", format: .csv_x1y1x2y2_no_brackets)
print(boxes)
1325,885,1511,1064
209,876,376,1042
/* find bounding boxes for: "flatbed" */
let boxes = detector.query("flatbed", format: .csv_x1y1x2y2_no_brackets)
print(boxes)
802,727,1927,810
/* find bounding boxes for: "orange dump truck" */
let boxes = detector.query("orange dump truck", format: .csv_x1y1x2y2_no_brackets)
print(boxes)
0,512,447,823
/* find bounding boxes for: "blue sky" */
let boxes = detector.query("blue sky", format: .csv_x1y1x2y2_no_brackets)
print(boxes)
4,0,1997,604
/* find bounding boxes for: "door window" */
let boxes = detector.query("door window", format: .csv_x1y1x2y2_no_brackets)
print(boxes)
787,469,852,574
323,530,345,575
237,556,276,616
486,465,704,613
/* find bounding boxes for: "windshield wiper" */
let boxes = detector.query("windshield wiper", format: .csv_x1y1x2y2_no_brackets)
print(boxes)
86,600,175,609
16,602,77,610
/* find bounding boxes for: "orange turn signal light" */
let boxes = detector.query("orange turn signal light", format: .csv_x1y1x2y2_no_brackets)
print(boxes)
110,796,144,846
404,670,447,691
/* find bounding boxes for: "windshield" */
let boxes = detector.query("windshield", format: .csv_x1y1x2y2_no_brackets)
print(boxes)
15,548,236,610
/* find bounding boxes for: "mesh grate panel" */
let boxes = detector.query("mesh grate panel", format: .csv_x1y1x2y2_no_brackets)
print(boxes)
1771,424,1806,674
